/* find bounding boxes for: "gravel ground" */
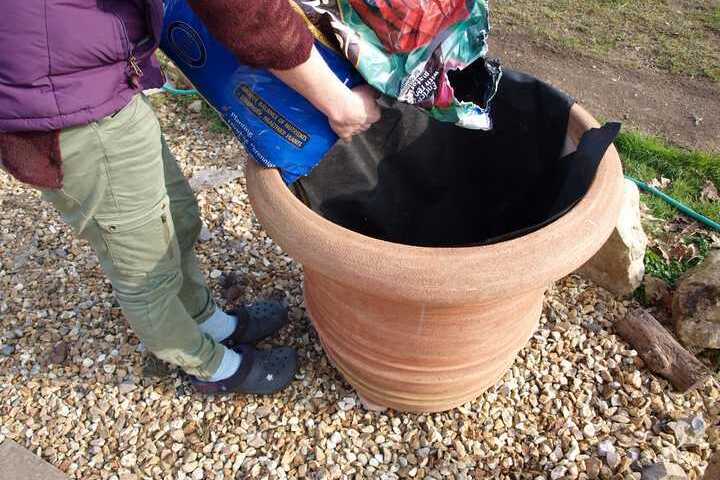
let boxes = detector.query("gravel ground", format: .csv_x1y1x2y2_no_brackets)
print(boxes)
1,95,718,480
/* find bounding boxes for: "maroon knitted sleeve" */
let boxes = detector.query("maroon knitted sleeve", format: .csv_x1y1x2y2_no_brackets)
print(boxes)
0,131,63,189
187,0,314,70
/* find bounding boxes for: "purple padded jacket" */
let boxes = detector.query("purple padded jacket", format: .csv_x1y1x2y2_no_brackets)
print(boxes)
0,0,165,133
0,0,314,189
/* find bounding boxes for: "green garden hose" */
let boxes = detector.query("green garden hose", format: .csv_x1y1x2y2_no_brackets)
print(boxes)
625,175,720,232
162,85,198,95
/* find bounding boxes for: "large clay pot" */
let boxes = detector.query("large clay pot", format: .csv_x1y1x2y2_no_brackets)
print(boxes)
246,104,624,412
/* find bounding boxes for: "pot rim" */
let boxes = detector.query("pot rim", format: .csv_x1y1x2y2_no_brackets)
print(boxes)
246,103,625,303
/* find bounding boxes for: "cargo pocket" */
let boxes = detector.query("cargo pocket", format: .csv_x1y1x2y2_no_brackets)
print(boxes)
95,196,180,276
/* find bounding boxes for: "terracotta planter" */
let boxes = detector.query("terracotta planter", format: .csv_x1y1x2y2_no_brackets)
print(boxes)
246,104,624,413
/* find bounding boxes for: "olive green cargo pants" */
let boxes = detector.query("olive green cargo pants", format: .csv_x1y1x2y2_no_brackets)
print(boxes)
41,95,225,379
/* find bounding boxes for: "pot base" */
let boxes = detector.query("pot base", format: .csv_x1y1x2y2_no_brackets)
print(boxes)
304,268,545,413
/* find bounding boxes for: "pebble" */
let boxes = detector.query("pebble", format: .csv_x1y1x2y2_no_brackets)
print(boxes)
598,440,616,457
566,441,580,462
57,403,70,417
247,434,265,448
585,457,602,478
255,405,272,418
120,453,136,468
417,447,430,458
48,342,68,364
628,370,642,389
690,415,705,435
328,431,342,449
0,345,14,356
338,396,356,411
199,225,213,242
607,450,621,469
188,100,203,113
550,466,567,479
118,382,136,394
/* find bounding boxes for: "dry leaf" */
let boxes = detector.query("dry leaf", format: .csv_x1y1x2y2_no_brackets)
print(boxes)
666,216,692,234
700,181,720,202
670,243,697,263
710,232,720,248
648,177,671,189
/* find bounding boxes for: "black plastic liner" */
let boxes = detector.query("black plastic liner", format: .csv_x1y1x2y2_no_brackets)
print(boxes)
292,70,620,247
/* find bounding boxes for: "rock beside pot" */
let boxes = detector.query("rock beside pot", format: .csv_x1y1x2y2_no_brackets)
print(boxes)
673,250,720,349
644,275,672,305
577,179,647,296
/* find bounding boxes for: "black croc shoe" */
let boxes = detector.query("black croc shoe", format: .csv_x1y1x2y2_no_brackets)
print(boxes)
191,345,297,395
223,301,289,347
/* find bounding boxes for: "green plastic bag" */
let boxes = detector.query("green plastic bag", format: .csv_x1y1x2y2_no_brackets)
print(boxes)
294,0,502,129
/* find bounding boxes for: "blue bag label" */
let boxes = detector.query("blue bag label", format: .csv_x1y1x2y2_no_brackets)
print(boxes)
161,0,363,184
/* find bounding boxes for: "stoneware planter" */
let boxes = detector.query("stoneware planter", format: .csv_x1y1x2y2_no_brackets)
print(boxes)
246,104,624,413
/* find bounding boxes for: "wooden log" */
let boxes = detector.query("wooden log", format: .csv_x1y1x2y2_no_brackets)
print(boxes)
615,309,710,392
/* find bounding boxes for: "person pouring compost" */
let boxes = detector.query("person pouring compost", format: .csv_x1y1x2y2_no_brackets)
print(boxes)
0,0,380,394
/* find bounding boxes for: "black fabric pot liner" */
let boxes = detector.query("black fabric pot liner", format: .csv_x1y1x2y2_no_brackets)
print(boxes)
291,69,621,247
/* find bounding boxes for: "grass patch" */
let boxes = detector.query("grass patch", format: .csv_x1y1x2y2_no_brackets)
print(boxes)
493,0,720,82
617,131,720,223
157,89,230,134
200,101,230,134
705,5,720,32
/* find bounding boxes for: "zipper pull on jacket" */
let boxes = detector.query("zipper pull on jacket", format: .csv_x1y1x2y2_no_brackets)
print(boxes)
128,55,144,88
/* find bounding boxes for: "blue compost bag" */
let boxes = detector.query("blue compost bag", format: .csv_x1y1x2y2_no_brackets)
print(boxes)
160,0,363,184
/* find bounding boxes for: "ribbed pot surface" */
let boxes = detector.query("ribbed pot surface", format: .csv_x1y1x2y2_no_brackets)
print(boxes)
305,268,545,412
246,104,624,412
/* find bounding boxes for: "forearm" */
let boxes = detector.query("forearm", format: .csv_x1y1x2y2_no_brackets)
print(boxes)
270,46,351,122
186,0,380,140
